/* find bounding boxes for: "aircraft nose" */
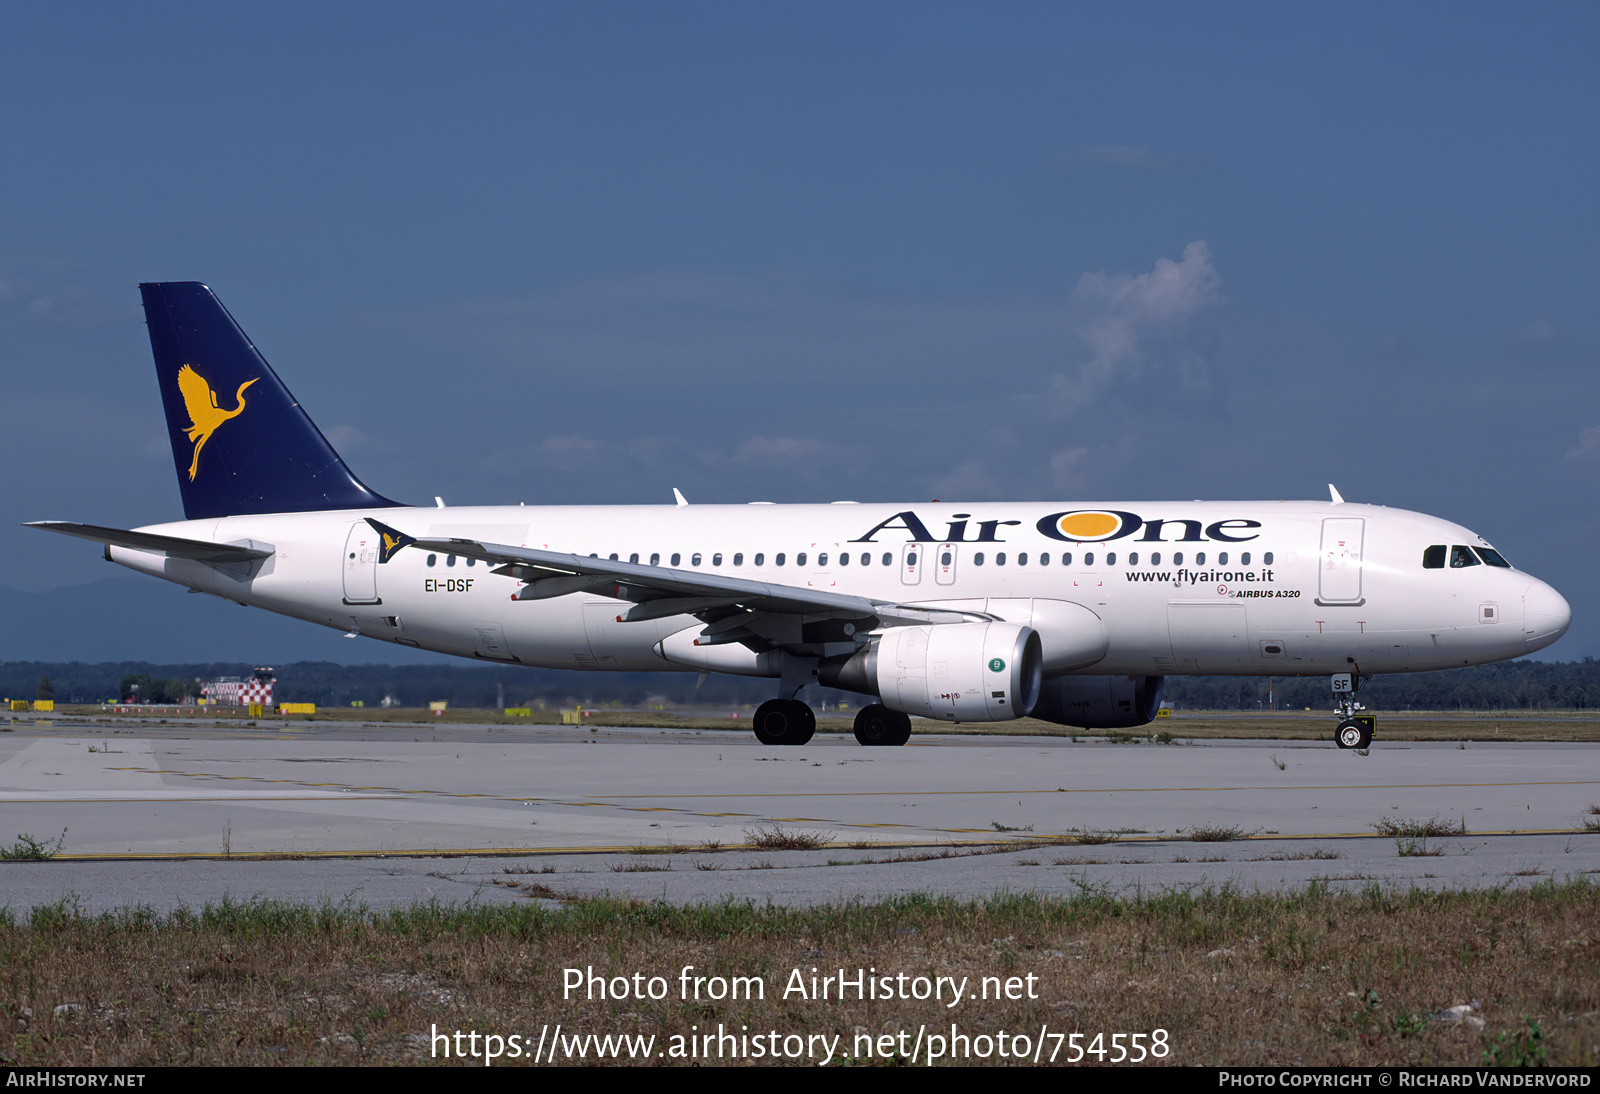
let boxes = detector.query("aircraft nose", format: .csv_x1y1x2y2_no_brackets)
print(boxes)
1523,579,1571,647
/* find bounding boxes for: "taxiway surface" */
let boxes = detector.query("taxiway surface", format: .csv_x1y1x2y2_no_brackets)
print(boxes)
1,716,1596,912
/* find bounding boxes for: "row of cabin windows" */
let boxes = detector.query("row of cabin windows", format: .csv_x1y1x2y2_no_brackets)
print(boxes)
1422,544,1511,570
970,549,1271,567
424,549,1274,569
617,552,894,568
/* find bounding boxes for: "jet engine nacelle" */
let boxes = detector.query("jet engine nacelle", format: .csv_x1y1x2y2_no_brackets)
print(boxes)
820,621,1042,722
1030,674,1165,729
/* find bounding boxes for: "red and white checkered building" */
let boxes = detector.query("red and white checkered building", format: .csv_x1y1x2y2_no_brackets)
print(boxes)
202,669,276,707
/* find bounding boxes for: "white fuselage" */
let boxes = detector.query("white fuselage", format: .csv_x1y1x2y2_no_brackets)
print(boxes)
108,499,1570,681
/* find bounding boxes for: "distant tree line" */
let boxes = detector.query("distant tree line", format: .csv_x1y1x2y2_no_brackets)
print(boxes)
2,658,1598,712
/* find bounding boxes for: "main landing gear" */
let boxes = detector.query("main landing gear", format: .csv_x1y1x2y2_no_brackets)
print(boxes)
1331,671,1375,751
752,699,815,745
852,704,912,747
749,699,914,747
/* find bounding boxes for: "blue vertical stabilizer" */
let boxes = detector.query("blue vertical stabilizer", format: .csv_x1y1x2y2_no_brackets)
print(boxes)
141,282,403,519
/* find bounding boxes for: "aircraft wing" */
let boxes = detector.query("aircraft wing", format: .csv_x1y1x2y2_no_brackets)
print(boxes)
367,519,986,650
26,522,274,563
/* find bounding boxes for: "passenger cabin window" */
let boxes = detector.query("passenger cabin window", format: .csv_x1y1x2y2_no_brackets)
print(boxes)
1475,547,1511,568
1422,545,1446,569
650,553,660,566
1127,552,1137,565
838,552,848,566
996,552,1006,565
733,553,743,566
1150,552,1160,566
776,553,786,566
1173,552,1183,566
1450,545,1480,568
446,555,456,567
691,553,702,566
712,553,722,566
754,553,764,566
426,554,437,567
1083,552,1093,565
1263,552,1273,565
1195,552,1205,566
1017,552,1027,565
797,552,807,566
941,551,952,566
880,552,890,566
608,553,618,561
1039,552,1049,565
974,552,985,566
466,557,476,567
670,553,681,566
1218,552,1228,566
818,552,828,566
1062,552,1072,565
1106,552,1116,566
629,553,639,564
1241,552,1250,566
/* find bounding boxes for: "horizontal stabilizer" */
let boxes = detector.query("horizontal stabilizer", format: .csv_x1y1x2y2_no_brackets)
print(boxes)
25,522,273,563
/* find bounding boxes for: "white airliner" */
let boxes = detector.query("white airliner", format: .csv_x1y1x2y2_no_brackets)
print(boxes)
30,283,1571,749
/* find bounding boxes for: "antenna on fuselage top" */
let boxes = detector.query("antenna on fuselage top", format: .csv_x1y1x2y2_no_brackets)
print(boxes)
1328,484,1345,504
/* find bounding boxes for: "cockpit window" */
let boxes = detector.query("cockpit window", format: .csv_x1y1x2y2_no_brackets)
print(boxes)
1474,546,1511,568
1449,545,1480,568
1422,545,1446,569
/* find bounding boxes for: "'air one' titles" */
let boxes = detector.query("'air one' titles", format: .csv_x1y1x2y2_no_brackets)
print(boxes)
850,510,1263,545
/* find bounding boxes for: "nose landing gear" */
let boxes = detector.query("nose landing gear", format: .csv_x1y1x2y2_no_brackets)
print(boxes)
1331,671,1374,750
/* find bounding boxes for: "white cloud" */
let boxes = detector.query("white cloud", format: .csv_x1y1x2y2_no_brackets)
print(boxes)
323,424,368,451
1565,426,1600,461
1050,240,1222,416
729,436,852,467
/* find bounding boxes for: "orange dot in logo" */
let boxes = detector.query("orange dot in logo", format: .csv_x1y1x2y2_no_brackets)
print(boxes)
1057,511,1121,540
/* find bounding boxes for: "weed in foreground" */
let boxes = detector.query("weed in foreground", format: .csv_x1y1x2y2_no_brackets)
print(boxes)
743,823,832,851
1371,815,1467,839
1067,829,1119,846
1186,824,1251,842
609,860,670,873
990,821,1035,833
1581,805,1600,833
2,829,67,861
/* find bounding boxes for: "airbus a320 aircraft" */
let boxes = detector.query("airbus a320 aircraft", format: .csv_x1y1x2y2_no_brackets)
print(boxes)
30,284,1571,750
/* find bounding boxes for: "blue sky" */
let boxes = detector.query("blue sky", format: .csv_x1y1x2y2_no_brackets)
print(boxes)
4,2,1598,660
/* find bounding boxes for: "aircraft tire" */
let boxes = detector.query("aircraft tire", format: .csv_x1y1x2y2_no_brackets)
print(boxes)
854,704,912,746
1335,719,1372,750
754,699,815,745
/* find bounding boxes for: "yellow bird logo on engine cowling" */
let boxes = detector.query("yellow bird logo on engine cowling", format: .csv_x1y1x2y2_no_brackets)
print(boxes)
176,364,258,481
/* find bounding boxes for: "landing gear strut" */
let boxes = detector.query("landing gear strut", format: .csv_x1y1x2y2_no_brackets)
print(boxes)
752,699,815,745
853,703,912,747
1331,671,1374,750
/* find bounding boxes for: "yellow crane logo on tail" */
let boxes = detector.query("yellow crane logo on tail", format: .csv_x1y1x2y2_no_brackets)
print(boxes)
177,364,258,481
